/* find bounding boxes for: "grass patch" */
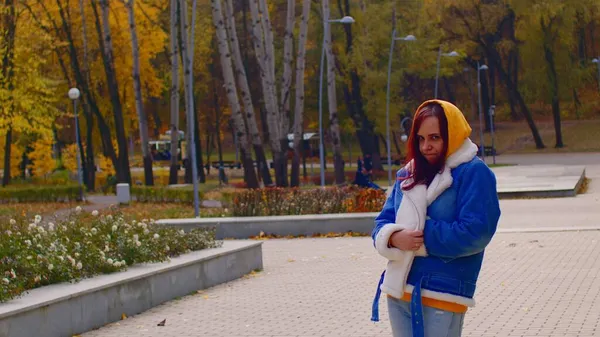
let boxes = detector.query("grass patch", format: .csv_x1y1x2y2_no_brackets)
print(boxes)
112,203,228,220
0,202,86,222
486,119,600,154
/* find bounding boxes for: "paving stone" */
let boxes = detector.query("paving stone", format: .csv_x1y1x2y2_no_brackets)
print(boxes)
83,230,600,337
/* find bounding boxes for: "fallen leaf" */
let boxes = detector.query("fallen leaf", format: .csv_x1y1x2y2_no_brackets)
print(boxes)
157,319,166,327
287,258,295,262
121,313,127,320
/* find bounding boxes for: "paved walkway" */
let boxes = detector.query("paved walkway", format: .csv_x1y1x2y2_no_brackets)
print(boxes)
80,157,600,336
82,231,600,337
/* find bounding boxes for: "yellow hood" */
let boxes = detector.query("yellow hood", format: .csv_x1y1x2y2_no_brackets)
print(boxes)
414,99,472,158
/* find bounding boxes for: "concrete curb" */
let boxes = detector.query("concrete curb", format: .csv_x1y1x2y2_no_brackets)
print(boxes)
497,225,600,233
0,241,262,337
157,213,379,240
157,212,600,240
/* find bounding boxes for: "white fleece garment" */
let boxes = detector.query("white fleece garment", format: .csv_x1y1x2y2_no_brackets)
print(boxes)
374,138,479,302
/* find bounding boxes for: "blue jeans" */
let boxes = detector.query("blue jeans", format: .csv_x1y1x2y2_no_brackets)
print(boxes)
387,296,465,337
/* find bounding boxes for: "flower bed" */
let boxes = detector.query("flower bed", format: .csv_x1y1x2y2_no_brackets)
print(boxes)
0,207,220,303
231,186,386,216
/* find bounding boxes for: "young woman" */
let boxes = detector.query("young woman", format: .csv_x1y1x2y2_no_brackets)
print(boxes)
370,100,501,337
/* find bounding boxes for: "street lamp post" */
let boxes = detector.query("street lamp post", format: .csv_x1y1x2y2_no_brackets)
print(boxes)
434,48,459,99
318,15,354,187
488,104,496,165
385,29,416,187
592,58,600,93
68,88,84,202
477,62,488,161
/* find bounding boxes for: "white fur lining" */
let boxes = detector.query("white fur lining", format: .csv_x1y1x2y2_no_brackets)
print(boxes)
375,223,407,261
377,138,479,300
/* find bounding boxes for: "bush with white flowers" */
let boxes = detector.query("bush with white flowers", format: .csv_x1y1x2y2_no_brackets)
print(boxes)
0,209,221,303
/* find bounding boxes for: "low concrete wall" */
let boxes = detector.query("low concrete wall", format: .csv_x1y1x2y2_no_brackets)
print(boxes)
0,241,262,337
157,213,378,239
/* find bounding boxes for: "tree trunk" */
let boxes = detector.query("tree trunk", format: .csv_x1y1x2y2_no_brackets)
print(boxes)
211,0,259,188
278,0,295,187
224,0,271,185
280,0,295,132
169,0,180,185
125,0,154,185
212,70,227,185
178,0,202,188
84,112,95,190
188,0,205,184
193,93,206,183
322,0,345,185
249,0,285,186
2,128,12,187
259,0,288,186
506,51,519,121
485,47,545,149
542,18,563,148
79,0,95,190
94,0,131,184
1,0,16,186
336,0,380,170
291,0,311,187
51,0,119,171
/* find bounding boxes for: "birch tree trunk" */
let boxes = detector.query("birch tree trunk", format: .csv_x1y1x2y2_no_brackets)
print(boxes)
168,0,180,184
249,0,285,186
211,0,259,188
260,0,288,186
290,0,310,187
280,0,294,137
224,0,272,186
322,0,345,184
125,0,153,185
96,0,131,184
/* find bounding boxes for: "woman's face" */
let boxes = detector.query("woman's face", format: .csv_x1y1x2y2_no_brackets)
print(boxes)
417,116,444,164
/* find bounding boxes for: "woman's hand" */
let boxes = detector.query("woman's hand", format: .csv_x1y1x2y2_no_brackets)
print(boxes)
389,230,424,251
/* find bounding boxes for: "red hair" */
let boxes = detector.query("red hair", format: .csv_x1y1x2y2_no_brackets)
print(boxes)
401,103,449,191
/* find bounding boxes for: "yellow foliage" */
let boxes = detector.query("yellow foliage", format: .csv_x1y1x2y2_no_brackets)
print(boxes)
0,137,23,179
97,154,115,176
27,136,56,177
61,144,79,173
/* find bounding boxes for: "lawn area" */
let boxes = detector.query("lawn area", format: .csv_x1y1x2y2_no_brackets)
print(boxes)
0,202,86,221
482,119,600,154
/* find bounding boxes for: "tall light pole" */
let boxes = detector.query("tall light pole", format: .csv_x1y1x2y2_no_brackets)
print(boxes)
488,104,496,164
68,88,84,202
385,30,416,188
593,58,600,93
434,48,459,98
477,62,488,161
318,15,354,187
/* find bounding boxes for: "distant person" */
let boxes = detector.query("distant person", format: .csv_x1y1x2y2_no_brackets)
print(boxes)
370,100,501,337
363,153,373,180
353,156,368,186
